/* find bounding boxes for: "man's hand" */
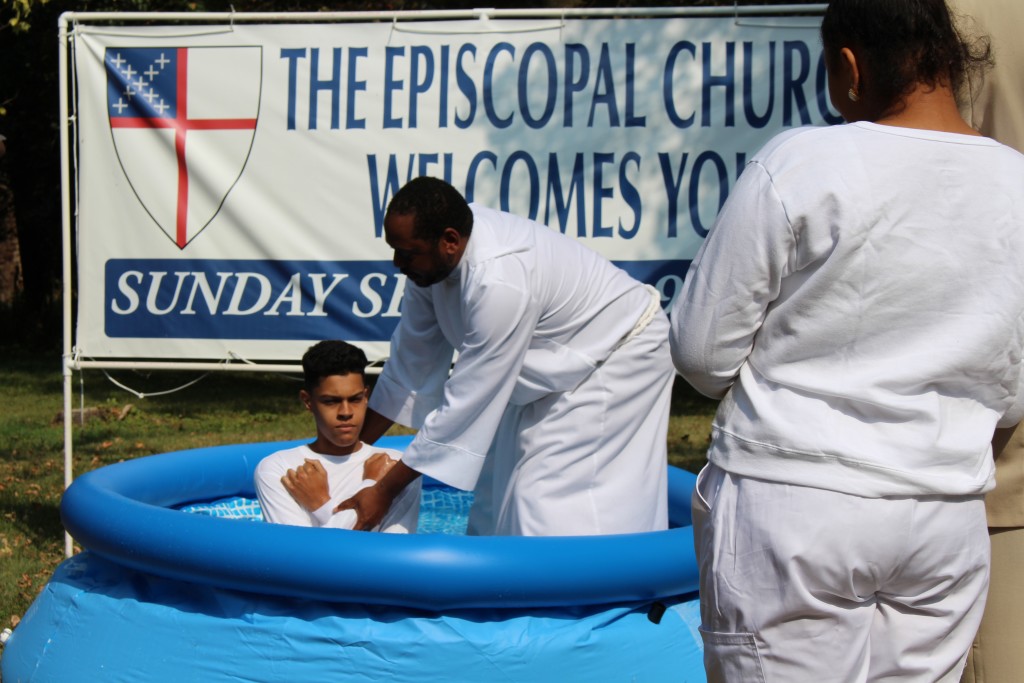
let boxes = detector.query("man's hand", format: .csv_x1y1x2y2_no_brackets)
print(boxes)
334,484,392,531
282,458,330,512
335,458,421,531
362,452,397,481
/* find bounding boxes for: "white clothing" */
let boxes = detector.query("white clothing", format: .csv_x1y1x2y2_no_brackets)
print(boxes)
672,122,1024,683
371,205,672,536
254,443,420,533
466,310,673,536
692,463,990,683
670,122,1024,498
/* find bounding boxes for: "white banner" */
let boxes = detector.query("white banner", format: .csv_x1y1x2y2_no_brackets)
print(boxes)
71,12,832,362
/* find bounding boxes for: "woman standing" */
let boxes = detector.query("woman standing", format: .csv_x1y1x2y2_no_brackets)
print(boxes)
669,1,1024,681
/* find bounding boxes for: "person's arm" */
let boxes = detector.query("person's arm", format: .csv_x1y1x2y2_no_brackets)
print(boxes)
281,459,331,513
343,451,419,533
361,451,397,481
369,283,454,430
255,457,322,526
371,258,540,498
397,269,540,491
360,408,395,446
314,453,401,530
669,161,794,398
334,458,421,531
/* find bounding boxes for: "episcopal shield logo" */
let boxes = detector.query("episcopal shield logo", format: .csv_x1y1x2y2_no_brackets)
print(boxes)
106,46,262,249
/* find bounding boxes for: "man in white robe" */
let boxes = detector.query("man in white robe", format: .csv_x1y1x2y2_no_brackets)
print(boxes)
336,177,673,536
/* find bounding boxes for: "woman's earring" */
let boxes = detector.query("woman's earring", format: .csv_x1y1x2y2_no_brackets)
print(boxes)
848,87,860,102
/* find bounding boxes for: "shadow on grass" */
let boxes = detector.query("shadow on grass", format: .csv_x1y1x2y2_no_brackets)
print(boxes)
0,499,64,550
667,377,719,474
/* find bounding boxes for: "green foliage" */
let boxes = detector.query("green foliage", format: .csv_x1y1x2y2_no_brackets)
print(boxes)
1,0,49,33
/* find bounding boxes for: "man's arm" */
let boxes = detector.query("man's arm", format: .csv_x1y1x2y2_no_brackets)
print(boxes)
393,276,539,492
334,458,421,531
360,408,395,446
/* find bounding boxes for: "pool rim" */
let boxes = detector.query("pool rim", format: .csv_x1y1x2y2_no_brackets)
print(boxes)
60,436,700,610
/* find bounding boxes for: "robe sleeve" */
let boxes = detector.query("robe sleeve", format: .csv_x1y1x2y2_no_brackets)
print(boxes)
402,259,540,491
370,281,454,428
669,161,795,399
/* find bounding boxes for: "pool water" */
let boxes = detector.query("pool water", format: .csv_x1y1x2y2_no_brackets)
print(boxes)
179,484,475,535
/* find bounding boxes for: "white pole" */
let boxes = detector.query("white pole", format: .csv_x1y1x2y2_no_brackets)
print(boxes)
70,360,305,373
58,13,75,558
59,6,827,24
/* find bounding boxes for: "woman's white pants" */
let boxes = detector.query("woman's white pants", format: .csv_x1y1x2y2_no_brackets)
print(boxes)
692,463,990,683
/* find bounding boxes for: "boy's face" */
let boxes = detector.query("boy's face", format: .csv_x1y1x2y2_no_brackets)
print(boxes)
301,373,368,456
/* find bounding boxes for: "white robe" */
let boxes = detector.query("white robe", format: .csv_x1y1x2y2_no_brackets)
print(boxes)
670,122,1024,498
254,443,420,533
370,205,673,536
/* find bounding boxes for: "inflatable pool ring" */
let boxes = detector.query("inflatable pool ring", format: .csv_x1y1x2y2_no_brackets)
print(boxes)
58,436,700,609
1,437,706,682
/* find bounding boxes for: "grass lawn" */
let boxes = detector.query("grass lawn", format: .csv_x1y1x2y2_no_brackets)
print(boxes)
0,345,716,635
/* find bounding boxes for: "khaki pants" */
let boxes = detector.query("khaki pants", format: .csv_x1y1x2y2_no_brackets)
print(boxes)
962,525,1024,683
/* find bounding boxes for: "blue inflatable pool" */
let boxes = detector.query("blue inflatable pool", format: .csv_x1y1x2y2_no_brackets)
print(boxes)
1,436,706,682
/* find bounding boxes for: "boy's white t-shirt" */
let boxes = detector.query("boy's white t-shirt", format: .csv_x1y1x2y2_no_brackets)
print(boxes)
254,442,420,533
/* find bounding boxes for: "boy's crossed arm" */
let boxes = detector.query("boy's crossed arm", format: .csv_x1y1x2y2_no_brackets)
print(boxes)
281,452,399,518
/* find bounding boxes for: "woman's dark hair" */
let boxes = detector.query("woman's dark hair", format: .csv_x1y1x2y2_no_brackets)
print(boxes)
385,176,473,242
301,340,367,392
821,0,991,111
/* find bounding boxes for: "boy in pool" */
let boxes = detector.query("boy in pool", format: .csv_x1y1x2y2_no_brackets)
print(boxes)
255,340,420,532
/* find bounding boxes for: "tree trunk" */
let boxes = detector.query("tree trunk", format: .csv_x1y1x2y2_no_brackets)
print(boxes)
0,170,25,305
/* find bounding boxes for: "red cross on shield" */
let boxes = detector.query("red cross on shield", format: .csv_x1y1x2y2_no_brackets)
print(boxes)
107,46,262,249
